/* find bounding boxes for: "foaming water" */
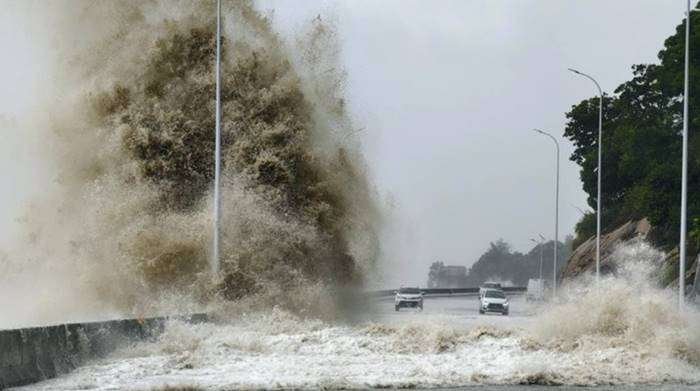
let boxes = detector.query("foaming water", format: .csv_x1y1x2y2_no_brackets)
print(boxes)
18,242,700,390
531,241,700,369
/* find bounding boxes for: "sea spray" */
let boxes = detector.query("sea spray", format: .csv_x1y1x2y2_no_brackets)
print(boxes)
528,240,700,379
0,0,379,327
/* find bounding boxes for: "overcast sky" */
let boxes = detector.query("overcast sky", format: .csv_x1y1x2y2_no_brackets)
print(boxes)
0,1,687,286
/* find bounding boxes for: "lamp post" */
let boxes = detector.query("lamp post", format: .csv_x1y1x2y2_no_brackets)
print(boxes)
530,235,545,282
568,68,603,284
533,129,560,297
212,0,222,275
680,0,691,310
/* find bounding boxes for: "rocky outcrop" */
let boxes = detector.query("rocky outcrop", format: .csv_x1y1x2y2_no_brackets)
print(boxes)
690,254,700,300
561,218,700,299
560,219,651,282
664,249,699,293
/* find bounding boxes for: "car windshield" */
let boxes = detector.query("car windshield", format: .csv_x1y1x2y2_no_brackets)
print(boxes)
485,290,505,299
399,288,421,294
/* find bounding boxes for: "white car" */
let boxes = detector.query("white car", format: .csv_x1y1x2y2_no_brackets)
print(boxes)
479,282,502,298
479,289,509,315
394,287,424,311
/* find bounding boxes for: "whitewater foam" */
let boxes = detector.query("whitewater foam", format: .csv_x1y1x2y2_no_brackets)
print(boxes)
18,311,700,389
16,242,700,390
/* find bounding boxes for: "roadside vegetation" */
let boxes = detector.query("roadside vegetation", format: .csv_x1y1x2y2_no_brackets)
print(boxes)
427,237,572,287
564,5,700,256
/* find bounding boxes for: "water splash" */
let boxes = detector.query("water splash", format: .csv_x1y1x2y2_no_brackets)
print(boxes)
0,0,379,327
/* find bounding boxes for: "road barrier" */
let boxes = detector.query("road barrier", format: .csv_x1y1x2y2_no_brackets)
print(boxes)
367,286,526,298
0,314,207,389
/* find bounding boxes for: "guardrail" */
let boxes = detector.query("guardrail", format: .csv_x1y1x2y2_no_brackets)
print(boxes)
366,286,526,298
0,314,207,389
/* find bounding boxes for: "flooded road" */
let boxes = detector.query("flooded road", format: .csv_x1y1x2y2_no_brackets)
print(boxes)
370,294,533,324
13,294,700,390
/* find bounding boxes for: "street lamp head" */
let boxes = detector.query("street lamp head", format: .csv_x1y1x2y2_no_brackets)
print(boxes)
568,68,581,75
533,128,544,134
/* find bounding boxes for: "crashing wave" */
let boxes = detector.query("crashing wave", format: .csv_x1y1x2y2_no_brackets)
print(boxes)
1,0,379,326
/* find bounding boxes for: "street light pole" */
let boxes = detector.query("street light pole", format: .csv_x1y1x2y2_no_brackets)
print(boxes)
539,234,547,282
212,0,222,276
680,0,691,310
530,236,545,282
568,68,603,284
533,129,560,298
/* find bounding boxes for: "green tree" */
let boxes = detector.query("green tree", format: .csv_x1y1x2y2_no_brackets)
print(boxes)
427,261,445,288
565,5,700,249
463,239,570,286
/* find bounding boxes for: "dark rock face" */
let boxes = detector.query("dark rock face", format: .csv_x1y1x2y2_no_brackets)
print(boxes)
690,256,700,300
560,219,651,282
664,248,699,293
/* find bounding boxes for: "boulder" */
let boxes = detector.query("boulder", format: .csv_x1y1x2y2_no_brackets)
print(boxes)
664,250,699,294
560,219,651,282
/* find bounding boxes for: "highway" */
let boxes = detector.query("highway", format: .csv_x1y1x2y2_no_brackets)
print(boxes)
367,293,535,328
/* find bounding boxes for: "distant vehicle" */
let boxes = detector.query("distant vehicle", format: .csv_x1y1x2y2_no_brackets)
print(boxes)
479,289,509,315
479,282,502,298
526,279,545,301
394,287,424,311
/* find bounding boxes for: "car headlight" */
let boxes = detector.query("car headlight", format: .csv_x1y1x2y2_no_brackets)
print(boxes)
504,301,509,307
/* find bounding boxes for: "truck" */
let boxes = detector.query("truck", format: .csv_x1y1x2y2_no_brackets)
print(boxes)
526,278,545,301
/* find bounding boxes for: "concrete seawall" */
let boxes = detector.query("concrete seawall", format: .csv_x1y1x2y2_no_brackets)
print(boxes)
0,314,207,389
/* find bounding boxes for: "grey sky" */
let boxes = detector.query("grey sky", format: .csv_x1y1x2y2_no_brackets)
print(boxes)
0,1,686,286
0,1,48,251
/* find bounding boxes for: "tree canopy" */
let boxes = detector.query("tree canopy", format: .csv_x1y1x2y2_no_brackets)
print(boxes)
565,5,700,250
464,238,571,286
427,238,572,287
